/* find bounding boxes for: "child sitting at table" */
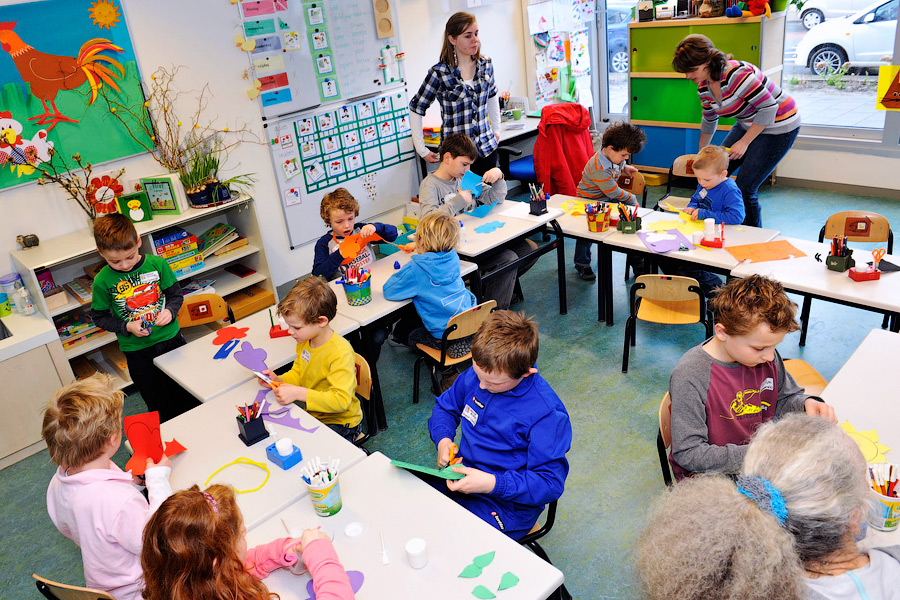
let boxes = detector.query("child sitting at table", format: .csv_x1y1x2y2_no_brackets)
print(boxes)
141,484,355,600
312,187,399,280
42,374,173,600
418,133,535,310
260,276,361,442
573,122,647,281
669,275,836,480
428,311,572,540
384,212,477,360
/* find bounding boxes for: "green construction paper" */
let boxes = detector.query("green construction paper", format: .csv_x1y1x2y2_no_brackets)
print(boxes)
459,564,482,578
472,585,496,599
390,459,465,480
473,551,495,568
498,572,519,590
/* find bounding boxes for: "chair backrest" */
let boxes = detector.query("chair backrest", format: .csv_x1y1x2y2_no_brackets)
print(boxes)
659,392,672,449
672,154,698,178
617,171,646,195
820,211,893,252
176,293,233,328
632,275,704,326
634,274,700,303
354,353,372,401
33,574,116,600
783,359,828,397
444,300,497,341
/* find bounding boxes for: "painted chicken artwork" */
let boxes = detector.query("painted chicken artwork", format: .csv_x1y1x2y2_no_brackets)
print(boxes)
0,21,125,131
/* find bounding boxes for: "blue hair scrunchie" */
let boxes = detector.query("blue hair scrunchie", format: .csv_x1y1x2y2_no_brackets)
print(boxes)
735,475,788,525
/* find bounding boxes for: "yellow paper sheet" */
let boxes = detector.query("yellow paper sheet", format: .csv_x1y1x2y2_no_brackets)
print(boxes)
644,218,704,236
560,200,587,216
841,422,891,463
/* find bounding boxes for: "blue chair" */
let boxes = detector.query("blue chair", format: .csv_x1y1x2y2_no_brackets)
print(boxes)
498,148,537,186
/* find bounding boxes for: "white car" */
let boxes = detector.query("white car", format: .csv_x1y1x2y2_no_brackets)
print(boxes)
799,0,875,28
794,0,898,75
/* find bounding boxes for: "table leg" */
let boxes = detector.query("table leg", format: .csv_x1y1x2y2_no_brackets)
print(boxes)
550,220,567,315
595,241,605,322
356,325,387,434
602,244,614,326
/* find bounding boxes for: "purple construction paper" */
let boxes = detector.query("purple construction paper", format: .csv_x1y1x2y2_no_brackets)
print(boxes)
637,229,692,254
474,220,505,234
233,341,269,373
305,570,364,599
262,406,320,434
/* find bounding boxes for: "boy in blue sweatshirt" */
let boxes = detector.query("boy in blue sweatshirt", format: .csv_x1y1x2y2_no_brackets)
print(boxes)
428,311,572,540
383,212,477,358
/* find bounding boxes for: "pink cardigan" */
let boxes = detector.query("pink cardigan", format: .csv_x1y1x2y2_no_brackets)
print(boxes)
245,537,354,599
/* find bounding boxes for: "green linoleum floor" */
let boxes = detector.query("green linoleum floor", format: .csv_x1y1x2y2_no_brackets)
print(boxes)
3,183,898,600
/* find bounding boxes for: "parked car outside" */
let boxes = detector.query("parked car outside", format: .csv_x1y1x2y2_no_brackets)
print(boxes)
794,0,898,74
799,0,877,28
607,6,631,73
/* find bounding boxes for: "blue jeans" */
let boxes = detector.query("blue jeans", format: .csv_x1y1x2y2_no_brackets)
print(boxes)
574,239,592,266
722,125,799,228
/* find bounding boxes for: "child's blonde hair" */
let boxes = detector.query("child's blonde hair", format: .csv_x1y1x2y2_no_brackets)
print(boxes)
416,212,459,253
711,275,799,336
692,145,729,174
142,484,270,600
471,311,539,379
277,275,337,324
41,374,124,469
319,188,359,226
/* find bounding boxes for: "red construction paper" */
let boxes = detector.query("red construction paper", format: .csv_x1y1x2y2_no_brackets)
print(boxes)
164,439,187,457
212,326,249,345
123,411,185,475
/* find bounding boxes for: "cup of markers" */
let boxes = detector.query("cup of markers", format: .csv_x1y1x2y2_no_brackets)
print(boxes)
868,463,900,532
303,457,342,517
338,267,372,306
585,202,611,232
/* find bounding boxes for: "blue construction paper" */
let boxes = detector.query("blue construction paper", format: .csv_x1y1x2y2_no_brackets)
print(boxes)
460,170,485,198
474,221,506,234
213,339,240,359
469,201,499,218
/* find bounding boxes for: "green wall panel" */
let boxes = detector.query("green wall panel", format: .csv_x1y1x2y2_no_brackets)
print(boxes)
630,22,761,73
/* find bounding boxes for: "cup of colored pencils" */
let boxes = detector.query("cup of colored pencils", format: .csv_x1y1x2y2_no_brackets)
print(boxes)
337,266,372,306
236,399,267,446
615,203,641,234
868,463,900,532
825,235,855,272
528,183,548,216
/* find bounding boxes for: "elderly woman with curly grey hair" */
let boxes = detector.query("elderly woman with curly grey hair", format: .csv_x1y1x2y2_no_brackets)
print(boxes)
636,413,900,600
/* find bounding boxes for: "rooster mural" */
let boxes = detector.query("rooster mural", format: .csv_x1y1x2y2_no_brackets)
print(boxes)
0,111,53,176
0,21,125,131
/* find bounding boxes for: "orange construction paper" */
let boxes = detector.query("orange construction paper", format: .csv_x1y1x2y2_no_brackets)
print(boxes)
726,240,806,263
336,232,384,265
164,439,187,457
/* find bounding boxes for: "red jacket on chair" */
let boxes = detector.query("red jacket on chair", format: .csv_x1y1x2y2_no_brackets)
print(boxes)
533,103,594,196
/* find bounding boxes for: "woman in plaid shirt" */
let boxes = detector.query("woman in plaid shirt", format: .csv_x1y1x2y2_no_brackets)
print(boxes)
409,11,502,175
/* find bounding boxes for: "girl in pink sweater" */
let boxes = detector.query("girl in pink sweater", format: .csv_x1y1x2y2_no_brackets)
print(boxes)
141,484,354,600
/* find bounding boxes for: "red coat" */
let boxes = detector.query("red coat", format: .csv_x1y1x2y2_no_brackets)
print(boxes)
533,103,593,196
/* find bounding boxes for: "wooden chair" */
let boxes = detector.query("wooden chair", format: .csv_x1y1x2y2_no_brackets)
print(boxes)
623,275,712,373
657,392,673,486
656,154,697,212
799,211,894,346
33,574,115,600
784,359,829,397
353,352,373,449
618,170,648,208
176,293,234,328
412,300,497,404
518,500,572,600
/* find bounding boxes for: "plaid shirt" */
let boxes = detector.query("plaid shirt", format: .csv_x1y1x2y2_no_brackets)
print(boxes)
409,57,499,157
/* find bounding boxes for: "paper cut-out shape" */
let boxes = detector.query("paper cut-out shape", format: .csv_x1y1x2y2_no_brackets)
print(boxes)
726,240,806,263
391,459,465,480
214,339,240,360
164,439,187,455
474,221,506,234
472,585,496,599
337,232,384,265
204,457,270,493
461,170,486,199
213,326,250,345
263,405,320,434
841,422,892,463
305,570,364,599
498,572,519,590
469,201,499,219
637,229,692,254
233,342,270,373
123,412,186,476
459,564,482,578
644,218,704,236
473,551,495,568
560,200,588,216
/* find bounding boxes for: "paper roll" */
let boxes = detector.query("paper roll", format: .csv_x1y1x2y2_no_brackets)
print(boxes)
703,218,716,240
406,537,428,569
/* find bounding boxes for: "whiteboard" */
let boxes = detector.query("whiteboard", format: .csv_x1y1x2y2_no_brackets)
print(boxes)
267,89,418,248
236,0,407,119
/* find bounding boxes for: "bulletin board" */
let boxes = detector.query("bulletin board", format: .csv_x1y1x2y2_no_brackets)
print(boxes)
234,0,406,119
267,89,418,248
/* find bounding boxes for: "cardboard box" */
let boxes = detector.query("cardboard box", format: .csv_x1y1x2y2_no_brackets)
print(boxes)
225,284,275,321
43,287,70,311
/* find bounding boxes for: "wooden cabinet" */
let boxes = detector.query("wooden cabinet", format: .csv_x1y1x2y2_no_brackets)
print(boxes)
628,14,786,170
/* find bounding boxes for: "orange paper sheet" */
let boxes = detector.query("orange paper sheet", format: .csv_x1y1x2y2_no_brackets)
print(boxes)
726,240,806,263
336,232,384,264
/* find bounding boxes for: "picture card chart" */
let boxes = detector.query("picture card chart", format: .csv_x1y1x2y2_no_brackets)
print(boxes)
234,0,406,119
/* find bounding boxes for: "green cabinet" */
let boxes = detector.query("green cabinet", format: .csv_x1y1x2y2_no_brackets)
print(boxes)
631,22,762,73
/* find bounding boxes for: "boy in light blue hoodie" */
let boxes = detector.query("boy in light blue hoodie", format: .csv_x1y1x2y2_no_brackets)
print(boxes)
384,212,476,358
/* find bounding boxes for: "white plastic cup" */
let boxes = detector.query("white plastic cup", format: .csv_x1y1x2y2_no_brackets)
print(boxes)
405,537,428,569
692,232,703,245
703,218,716,240
276,437,293,456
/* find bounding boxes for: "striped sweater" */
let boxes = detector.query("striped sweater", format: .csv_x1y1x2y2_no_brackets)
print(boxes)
576,151,638,206
699,60,800,136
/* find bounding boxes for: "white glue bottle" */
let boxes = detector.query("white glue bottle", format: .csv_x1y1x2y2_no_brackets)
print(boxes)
459,220,467,243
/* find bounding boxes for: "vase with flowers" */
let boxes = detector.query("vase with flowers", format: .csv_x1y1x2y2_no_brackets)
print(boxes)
34,149,126,226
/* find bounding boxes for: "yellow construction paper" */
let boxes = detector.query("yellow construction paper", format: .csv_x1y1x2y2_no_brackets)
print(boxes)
876,66,900,112
841,422,891,463
644,218,704,236
560,200,587,216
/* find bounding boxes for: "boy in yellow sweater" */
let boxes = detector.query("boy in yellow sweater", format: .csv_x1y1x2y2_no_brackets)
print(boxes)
260,277,360,441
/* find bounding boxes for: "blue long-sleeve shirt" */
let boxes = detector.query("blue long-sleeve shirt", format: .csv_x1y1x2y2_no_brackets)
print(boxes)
687,178,745,224
428,367,572,532
311,222,398,280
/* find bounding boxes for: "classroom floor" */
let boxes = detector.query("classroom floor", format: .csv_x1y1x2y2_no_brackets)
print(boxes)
3,183,899,600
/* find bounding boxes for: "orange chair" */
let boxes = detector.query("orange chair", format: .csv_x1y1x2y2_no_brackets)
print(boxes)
656,154,698,213
657,392,673,486
33,574,115,600
176,293,234,328
784,359,829,397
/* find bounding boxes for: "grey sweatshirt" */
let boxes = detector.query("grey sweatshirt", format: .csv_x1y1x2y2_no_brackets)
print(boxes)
418,172,508,218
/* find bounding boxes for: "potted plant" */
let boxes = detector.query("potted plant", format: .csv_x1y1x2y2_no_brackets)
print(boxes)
179,135,255,208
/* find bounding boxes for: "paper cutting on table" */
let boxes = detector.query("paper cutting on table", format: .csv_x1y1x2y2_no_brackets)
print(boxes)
459,564,482,578
473,551,495,568
498,572,520,590
213,339,240,359
233,341,270,373
637,229,692,254
213,326,250,345
726,240,806,263
644,218,704,236
474,221,506,234
390,459,465,480
472,585,496,599
305,570,364,599
841,422,891,463
468,201,499,218
123,411,186,476
262,405,320,434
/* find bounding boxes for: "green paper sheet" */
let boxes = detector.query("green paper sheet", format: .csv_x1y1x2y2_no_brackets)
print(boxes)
390,459,464,480
472,585,496,599
472,551,495,568
498,572,519,590
459,563,482,578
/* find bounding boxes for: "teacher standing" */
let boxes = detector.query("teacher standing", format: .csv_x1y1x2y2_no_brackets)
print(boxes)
409,12,501,175
672,34,800,228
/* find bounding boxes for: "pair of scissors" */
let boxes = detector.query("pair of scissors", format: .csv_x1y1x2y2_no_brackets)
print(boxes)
253,370,282,390
447,443,463,466
873,248,886,269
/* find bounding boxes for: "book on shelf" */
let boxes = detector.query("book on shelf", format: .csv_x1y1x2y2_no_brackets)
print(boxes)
149,226,190,253
181,278,217,296
173,261,204,278
213,236,249,256
224,263,256,278
62,276,94,305
168,253,204,272
163,246,201,265
197,223,239,258
157,236,198,258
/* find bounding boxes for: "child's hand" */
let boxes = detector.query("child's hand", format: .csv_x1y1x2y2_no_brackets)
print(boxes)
359,224,376,237
126,320,150,337
299,528,330,552
154,309,173,328
147,454,172,470
481,167,503,184
805,398,837,423
446,466,496,494
273,383,306,405
400,242,416,253
684,207,699,220
436,437,455,468
458,188,474,207
259,369,283,388
624,164,638,175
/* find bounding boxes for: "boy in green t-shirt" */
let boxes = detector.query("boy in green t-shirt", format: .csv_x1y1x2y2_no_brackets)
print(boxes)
90,214,200,422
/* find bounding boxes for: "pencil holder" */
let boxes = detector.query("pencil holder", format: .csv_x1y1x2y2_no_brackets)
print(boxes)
868,488,900,532
848,266,881,282
343,280,372,306
616,216,641,234
586,212,609,233
700,236,725,249
529,197,547,216
825,255,854,272
307,471,342,517
236,417,269,446
265,442,304,470
269,325,291,338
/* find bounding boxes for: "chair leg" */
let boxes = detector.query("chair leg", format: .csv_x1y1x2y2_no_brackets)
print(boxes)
657,432,672,486
799,296,812,346
413,356,424,404
429,365,441,396
622,316,634,373
513,278,525,302
882,314,890,329
526,542,572,600
624,255,632,281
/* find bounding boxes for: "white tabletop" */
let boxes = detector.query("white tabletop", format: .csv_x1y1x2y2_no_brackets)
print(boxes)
548,194,651,242
730,238,900,315
247,452,564,600
161,379,366,530
498,116,540,144
332,252,477,327
154,309,359,403
456,200,562,258
820,329,900,547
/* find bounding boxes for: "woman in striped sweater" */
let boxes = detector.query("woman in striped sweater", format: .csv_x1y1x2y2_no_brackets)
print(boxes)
673,34,800,228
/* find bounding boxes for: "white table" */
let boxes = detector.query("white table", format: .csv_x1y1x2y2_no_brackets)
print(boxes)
161,379,367,529
729,238,900,335
820,329,900,547
155,309,359,403
247,452,565,600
